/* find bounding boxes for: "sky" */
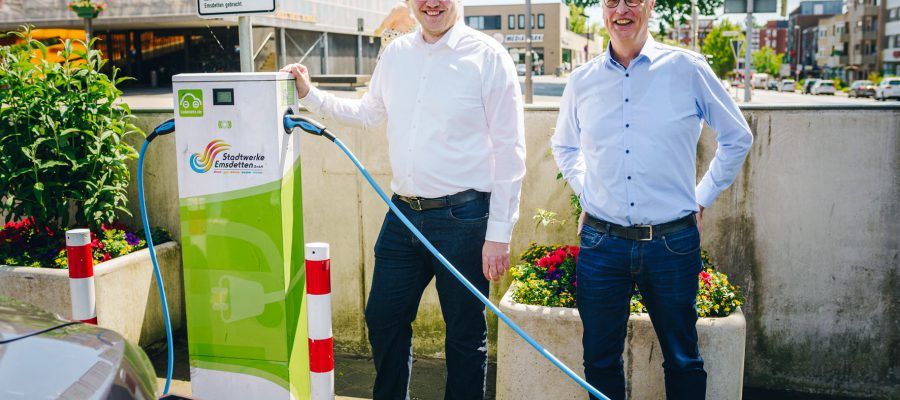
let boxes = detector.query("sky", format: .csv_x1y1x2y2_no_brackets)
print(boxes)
462,0,802,30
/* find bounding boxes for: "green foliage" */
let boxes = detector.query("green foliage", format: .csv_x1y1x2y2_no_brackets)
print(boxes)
0,26,141,231
569,3,589,34
567,0,724,30
702,20,744,78
751,46,782,76
867,72,882,84
533,208,566,228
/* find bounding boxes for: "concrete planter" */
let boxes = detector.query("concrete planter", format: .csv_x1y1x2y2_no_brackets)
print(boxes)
0,242,184,347
497,285,745,400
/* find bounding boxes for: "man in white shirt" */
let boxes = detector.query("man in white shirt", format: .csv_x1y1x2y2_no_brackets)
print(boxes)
282,0,525,398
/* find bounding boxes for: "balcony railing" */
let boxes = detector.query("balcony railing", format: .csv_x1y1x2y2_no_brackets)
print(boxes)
861,54,877,65
862,30,878,41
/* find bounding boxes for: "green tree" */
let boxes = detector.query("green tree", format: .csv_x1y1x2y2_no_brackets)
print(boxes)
751,46,782,76
568,0,723,29
702,20,744,78
569,3,588,34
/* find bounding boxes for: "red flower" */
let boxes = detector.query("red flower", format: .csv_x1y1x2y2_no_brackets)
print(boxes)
101,253,111,261
548,265,557,273
699,271,712,287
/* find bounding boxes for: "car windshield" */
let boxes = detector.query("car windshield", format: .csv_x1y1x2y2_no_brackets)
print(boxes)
885,79,900,85
821,82,833,86
857,81,873,86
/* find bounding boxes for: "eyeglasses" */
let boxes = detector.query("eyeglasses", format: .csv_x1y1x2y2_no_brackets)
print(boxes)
604,0,643,7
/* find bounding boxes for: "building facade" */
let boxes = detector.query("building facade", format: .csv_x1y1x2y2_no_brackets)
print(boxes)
846,0,884,80
668,17,715,50
816,14,849,79
0,0,395,85
885,0,900,75
786,0,842,79
462,1,602,75
760,20,789,55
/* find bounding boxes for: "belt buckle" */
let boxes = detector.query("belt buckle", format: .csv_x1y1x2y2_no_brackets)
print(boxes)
408,197,423,211
636,224,653,241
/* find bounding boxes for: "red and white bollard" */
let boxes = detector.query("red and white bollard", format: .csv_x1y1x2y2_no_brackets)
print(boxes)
66,229,97,325
306,243,334,400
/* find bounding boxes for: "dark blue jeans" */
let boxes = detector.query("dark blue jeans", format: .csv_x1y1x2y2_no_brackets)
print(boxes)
364,195,490,400
577,221,707,400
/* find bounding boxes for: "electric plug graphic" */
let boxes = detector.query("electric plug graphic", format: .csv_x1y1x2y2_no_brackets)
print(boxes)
211,275,284,323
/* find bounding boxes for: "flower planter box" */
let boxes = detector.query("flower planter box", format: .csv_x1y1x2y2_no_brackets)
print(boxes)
0,242,183,347
497,285,745,400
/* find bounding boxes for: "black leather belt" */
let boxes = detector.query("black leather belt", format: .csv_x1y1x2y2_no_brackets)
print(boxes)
396,189,490,211
584,213,696,241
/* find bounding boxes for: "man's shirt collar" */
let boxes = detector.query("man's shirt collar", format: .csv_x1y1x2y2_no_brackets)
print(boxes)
414,19,466,49
604,35,662,68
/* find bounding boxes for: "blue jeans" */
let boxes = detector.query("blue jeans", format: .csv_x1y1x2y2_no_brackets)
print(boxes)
577,221,707,400
364,195,490,400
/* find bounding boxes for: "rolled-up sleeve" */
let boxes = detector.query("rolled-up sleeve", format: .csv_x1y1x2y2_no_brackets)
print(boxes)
692,58,753,208
481,49,526,243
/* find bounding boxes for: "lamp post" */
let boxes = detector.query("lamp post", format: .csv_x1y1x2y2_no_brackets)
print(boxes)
69,1,104,45
525,0,533,104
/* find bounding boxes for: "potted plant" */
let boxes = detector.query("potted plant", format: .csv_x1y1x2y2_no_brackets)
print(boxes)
68,0,106,19
0,27,182,346
496,243,747,400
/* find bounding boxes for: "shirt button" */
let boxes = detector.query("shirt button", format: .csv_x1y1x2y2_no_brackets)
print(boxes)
625,98,629,102
626,150,630,154
630,202,635,206
627,176,632,180
626,73,630,77
626,124,630,128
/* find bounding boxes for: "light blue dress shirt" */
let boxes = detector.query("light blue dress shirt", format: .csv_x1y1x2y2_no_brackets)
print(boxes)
551,37,753,227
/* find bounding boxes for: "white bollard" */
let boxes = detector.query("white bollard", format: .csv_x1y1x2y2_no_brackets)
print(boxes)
306,243,334,400
66,229,96,324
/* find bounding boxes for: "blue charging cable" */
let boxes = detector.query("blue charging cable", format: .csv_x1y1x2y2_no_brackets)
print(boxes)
139,119,176,395
284,113,610,400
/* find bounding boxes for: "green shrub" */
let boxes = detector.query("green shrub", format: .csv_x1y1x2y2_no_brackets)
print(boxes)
0,26,141,232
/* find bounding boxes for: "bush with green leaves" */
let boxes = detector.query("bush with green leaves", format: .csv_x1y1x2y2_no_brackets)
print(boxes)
0,26,141,232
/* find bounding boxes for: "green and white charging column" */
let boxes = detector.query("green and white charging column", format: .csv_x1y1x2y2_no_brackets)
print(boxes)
172,72,309,399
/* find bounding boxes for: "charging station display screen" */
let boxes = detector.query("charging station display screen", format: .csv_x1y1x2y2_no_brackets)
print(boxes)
213,88,234,105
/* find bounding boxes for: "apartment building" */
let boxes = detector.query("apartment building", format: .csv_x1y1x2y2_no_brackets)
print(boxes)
667,17,716,50
760,20,789,55
786,0,842,79
883,0,900,75
817,14,849,79
0,0,395,85
463,0,602,75
846,0,884,80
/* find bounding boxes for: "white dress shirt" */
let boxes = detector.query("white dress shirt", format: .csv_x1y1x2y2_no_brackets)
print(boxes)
302,21,526,243
552,37,752,226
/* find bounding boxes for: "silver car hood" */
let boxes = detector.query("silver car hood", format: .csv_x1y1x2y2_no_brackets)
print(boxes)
0,297,158,399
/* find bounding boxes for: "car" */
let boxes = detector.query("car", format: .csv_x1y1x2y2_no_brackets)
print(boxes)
751,73,769,89
516,63,526,76
875,77,900,101
0,296,162,399
801,79,819,94
848,80,876,98
767,79,780,90
811,80,836,95
779,79,796,92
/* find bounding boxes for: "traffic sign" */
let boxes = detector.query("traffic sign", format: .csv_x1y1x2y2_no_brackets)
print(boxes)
730,39,744,61
198,0,275,17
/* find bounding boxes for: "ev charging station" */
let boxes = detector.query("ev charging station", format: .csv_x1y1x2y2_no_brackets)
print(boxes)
172,72,312,399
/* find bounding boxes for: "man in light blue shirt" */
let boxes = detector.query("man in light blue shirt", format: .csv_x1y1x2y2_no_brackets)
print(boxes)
551,0,752,397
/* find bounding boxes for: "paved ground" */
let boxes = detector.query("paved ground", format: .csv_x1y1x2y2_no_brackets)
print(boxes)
149,331,863,400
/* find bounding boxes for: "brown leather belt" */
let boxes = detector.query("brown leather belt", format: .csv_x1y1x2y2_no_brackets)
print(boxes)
584,213,696,241
395,189,490,211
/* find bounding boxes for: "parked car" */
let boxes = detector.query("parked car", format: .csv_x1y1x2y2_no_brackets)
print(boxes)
751,73,769,89
779,79,796,92
767,79,780,90
811,80,836,95
0,296,162,399
801,79,819,94
516,63,526,76
848,80,876,98
875,77,900,101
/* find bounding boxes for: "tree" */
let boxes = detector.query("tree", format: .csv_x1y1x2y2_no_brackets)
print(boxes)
568,0,723,29
752,47,782,76
569,3,589,34
702,20,744,78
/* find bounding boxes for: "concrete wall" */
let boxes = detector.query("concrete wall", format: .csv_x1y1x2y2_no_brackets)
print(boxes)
126,104,900,398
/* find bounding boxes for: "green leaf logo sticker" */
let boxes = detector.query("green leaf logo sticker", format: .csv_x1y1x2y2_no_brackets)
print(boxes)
178,89,203,117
